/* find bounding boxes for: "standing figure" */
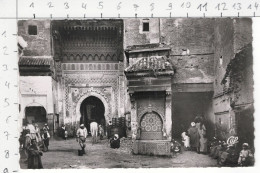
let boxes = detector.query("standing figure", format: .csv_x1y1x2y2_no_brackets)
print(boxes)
99,125,104,140
238,143,254,166
27,139,43,169
43,123,49,131
110,134,120,149
26,121,37,141
196,122,208,154
34,124,42,143
23,129,31,162
76,124,88,154
61,124,67,140
90,120,98,144
187,122,200,153
42,128,50,151
181,132,190,150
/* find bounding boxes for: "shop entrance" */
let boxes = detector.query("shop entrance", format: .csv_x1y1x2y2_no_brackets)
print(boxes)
25,106,47,128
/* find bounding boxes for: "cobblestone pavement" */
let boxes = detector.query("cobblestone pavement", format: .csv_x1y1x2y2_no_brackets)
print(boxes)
20,137,218,169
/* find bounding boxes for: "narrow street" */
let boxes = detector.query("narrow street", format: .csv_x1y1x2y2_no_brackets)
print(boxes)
20,137,218,169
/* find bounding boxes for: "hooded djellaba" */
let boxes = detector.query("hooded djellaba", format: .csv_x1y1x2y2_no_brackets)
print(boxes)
27,139,43,169
187,122,200,153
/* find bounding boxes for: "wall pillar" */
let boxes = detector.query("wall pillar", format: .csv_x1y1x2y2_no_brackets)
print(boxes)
165,90,172,140
130,94,138,139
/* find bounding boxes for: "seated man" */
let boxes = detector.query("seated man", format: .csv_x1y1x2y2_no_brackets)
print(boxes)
110,134,120,149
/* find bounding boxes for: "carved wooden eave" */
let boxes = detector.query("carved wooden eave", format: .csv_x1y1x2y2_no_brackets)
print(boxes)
19,56,54,76
125,56,174,93
125,56,174,77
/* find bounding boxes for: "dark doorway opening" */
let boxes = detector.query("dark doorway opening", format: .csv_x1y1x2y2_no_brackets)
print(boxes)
80,96,105,135
172,92,213,139
25,106,47,128
236,107,254,150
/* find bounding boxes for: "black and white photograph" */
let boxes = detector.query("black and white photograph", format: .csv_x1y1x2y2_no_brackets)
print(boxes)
17,18,254,169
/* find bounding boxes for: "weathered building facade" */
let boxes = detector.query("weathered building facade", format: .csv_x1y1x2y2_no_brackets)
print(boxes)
18,18,254,153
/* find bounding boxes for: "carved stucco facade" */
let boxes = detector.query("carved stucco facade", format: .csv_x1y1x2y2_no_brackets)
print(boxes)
60,62,126,127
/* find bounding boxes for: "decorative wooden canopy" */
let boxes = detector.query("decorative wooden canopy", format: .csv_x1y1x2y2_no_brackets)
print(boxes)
19,56,53,76
125,56,174,77
124,43,174,93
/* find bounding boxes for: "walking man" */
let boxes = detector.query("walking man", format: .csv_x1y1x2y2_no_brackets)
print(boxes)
76,124,88,154
90,120,98,145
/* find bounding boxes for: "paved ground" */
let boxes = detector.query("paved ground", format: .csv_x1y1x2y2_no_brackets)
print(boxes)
20,137,218,169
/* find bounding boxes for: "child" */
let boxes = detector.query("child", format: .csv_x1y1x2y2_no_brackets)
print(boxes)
238,143,254,166
181,132,190,150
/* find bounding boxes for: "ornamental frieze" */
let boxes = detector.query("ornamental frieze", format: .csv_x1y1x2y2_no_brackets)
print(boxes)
62,63,119,71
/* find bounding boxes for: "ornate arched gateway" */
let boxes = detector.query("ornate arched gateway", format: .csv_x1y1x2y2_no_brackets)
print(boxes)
51,20,126,128
75,91,110,125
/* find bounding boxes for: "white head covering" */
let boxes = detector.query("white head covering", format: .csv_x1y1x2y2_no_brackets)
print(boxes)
191,122,195,127
114,134,119,139
243,143,249,147
80,124,84,127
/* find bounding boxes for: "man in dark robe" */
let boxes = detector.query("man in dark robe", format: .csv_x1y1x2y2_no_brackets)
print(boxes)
27,139,43,169
187,122,200,153
110,134,120,149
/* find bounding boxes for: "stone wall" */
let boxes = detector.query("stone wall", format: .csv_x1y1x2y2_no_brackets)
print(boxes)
18,20,51,56
213,18,234,95
124,18,215,84
170,54,214,84
160,18,214,55
212,18,253,140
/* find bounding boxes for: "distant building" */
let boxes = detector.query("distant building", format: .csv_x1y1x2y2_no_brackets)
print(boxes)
18,18,253,154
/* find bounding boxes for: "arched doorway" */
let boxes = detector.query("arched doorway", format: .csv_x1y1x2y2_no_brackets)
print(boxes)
25,106,47,127
140,112,163,140
80,96,105,135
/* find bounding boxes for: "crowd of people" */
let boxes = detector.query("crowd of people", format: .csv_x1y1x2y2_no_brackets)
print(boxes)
177,116,254,166
19,121,50,169
20,116,254,168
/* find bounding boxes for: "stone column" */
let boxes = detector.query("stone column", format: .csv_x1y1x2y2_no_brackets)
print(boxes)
130,94,138,139
165,90,172,140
